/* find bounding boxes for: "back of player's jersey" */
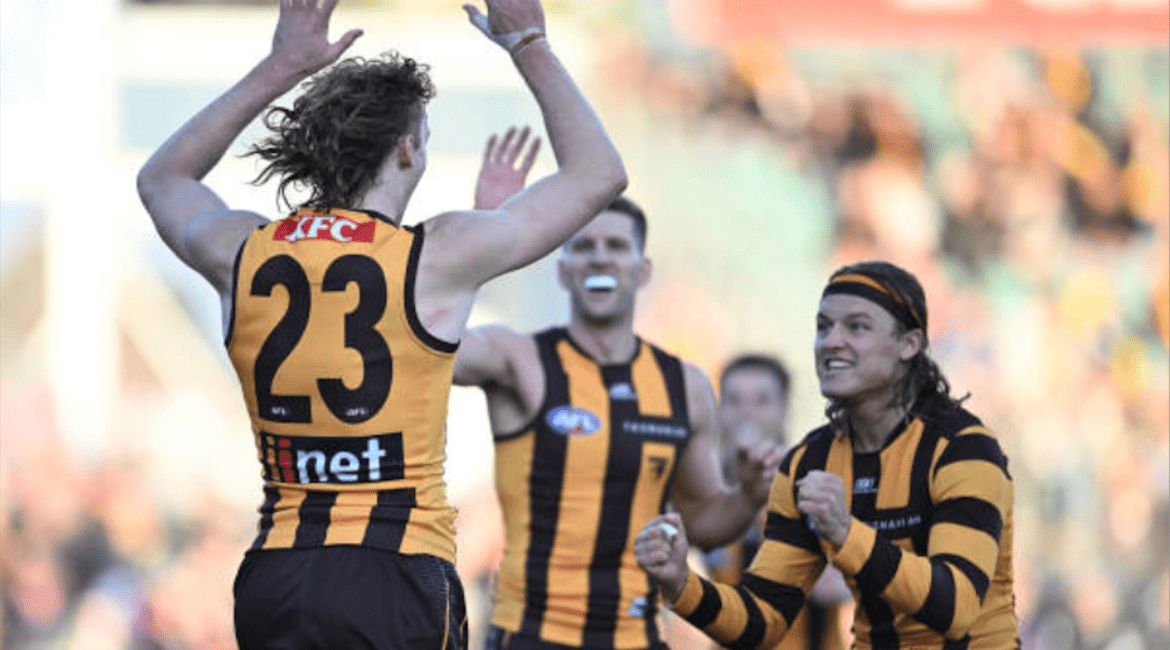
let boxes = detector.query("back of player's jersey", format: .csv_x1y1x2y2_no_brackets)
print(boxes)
226,207,458,562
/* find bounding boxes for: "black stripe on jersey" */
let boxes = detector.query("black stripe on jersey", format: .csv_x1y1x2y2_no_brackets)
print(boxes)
583,365,640,648
854,536,903,598
914,558,958,633
809,603,826,650
519,331,571,638
795,428,834,479
652,348,688,426
642,584,662,647
937,553,990,601
728,585,767,650
740,573,804,624
293,491,337,548
403,224,459,354
763,511,821,554
852,452,898,649
688,579,724,629
224,229,256,347
855,536,901,648
934,496,1004,540
652,347,690,453
934,433,1008,477
362,488,418,549
360,209,399,225
944,637,972,650
778,445,799,477
249,486,281,551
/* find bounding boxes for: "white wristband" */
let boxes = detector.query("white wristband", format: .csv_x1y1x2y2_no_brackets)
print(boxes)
469,12,545,53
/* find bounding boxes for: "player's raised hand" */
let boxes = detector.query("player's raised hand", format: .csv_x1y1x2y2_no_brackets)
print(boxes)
462,0,546,54
634,513,689,603
736,437,784,507
271,0,363,78
474,126,542,210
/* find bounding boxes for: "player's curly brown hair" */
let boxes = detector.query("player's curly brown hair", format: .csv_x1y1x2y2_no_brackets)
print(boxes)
247,52,436,211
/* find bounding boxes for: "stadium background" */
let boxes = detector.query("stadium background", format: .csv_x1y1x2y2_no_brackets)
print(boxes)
0,0,1166,648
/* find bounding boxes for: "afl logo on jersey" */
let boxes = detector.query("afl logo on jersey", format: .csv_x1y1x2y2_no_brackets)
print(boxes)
546,406,602,437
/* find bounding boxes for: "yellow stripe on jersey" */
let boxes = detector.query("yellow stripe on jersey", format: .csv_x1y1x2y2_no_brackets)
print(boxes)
876,419,923,510
494,432,536,632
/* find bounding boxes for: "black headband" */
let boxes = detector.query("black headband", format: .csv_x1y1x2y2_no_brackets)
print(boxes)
822,272,924,331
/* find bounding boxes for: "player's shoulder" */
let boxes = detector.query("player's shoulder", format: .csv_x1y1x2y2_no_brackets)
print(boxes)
928,405,1010,475
778,424,835,477
926,404,996,441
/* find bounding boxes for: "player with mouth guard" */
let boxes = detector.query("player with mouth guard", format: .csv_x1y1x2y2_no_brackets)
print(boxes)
453,132,784,650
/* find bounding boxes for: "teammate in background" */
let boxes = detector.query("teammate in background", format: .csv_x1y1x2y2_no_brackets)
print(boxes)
135,0,626,647
453,137,783,650
637,262,1019,650
708,354,850,650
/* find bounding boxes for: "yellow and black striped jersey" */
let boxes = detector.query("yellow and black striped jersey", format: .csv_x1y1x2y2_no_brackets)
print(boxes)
493,328,693,649
703,516,845,650
672,407,1019,650
226,207,458,563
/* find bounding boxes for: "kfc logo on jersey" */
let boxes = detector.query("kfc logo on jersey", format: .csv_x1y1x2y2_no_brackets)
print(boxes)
274,214,376,243
546,406,602,437
262,432,404,484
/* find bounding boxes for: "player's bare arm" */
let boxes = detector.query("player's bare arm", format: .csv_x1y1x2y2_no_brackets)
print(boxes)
137,0,361,308
454,325,544,434
414,0,627,341
669,363,784,551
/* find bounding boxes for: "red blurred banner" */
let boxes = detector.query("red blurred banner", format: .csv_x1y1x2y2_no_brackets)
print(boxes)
675,0,1169,45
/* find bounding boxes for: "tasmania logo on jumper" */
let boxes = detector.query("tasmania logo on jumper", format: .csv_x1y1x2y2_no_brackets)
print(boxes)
866,513,923,534
622,419,687,439
273,214,376,243
546,406,602,437
262,432,404,484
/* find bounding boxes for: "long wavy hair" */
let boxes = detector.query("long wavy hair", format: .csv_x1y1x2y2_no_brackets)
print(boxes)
247,52,435,211
823,261,964,431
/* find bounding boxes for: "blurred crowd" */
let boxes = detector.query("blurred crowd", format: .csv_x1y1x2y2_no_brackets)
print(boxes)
2,34,1167,650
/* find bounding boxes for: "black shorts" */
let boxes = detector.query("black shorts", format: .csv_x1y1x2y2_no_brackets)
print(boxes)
484,626,669,650
234,546,467,650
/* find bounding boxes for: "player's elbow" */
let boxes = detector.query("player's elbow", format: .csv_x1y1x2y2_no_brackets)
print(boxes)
602,158,629,200
136,164,160,207
567,154,628,208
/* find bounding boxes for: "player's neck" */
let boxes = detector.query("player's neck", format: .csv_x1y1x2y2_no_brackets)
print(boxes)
846,397,908,454
355,174,418,226
566,318,637,366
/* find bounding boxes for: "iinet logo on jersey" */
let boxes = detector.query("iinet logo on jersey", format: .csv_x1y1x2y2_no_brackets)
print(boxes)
273,214,376,243
262,432,404,484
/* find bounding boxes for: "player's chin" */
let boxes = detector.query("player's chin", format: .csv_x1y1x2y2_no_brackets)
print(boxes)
817,375,857,400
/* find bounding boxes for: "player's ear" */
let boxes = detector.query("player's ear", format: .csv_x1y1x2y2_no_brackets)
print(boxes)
556,255,572,291
899,328,924,361
396,135,415,169
636,257,652,289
